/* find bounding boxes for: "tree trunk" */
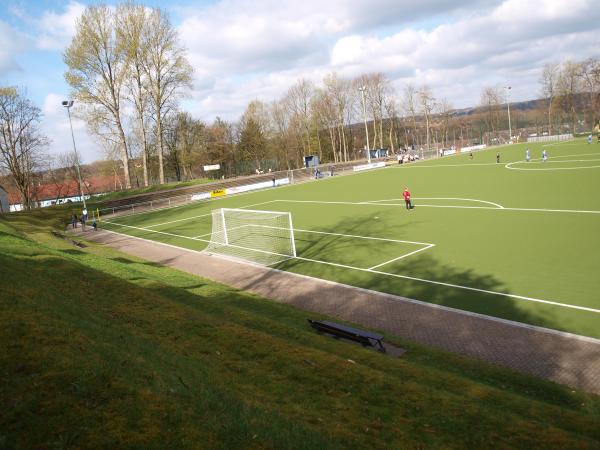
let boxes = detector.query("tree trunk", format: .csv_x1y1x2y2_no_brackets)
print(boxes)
341,124,348,162
115,117,132,189
157,111,165,184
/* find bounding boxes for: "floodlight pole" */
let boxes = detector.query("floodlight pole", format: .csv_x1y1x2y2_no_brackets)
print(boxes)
504,86,512,143
62,100,86,209
358,86,371,163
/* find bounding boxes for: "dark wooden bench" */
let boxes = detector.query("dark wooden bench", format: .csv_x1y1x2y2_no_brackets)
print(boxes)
308,319,386,352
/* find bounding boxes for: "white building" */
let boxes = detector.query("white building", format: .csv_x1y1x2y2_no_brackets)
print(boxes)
0,185,9,213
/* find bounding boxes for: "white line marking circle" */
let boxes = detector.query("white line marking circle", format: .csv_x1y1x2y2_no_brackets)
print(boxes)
505,153,600,171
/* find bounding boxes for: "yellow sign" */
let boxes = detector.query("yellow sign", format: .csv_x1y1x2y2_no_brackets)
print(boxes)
210,189,226,198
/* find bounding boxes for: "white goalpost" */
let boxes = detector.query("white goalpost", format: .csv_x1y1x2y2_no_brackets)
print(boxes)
204,208,297,266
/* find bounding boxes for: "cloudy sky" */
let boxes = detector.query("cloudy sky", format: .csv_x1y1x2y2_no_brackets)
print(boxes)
0,0,598,162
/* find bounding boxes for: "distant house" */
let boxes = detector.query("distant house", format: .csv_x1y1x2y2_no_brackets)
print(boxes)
6,176,116,212
0,185,8,213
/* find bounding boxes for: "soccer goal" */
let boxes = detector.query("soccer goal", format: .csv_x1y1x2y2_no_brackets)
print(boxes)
204,208,297,266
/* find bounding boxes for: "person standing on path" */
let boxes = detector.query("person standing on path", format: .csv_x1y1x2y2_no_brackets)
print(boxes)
71,213,77,229
403,187,412,210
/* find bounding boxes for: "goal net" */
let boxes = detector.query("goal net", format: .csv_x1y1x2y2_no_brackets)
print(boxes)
204,208,297,266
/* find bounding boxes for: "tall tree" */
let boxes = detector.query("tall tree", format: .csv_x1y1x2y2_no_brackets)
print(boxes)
64,4,132,188
578,57,600,131
540,62,559,134
556,60,582,134
0,87,48,210
142,7,193,184
418,86,436,156
118,2,151,187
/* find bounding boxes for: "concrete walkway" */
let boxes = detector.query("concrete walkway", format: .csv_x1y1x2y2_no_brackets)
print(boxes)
73,228,600,394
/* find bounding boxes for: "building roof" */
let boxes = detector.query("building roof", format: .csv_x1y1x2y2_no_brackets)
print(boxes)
6,175,118,205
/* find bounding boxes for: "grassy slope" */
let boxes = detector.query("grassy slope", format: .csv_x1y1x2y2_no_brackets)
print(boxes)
1,209,600,449
101,139,600,338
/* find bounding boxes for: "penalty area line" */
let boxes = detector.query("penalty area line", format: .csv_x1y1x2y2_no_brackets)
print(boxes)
99,222,599,314
368,244,435,270
293,255,600,314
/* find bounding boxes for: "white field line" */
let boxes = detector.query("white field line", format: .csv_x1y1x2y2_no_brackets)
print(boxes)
291,255,600,314
94,226,600,343
272,199,600,215
143,212,213,228
368,244,435,270
238,200,278,209
506,163,600,171
397,162,499,168
114,199,279,230
505,152,600,171
193,224,246,239
367,197,504,209
99,222,600,314
295,227,433,246
104,220,210,243
541,140,577,147
227,223,435,246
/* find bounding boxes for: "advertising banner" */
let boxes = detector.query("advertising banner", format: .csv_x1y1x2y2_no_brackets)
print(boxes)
353,162,386,172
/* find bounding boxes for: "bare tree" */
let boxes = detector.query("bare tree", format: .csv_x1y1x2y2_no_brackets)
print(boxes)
58,150,89,198
556,60,583,134
480,86,502,142
284,79,315,162
64,5,132,188
540,62,559,134
418,86,436,156
403,84,419,149
142,7,193,184
118,2,151,187
0,87,48,210
438,98,453,148
578,57,600,131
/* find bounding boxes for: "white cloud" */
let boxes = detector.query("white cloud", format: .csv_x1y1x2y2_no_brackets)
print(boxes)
7,0,600,163
35,1,85,51
41,93,99,163
0,19,31,75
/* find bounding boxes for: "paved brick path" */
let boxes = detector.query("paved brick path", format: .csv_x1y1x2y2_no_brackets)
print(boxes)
73,228,600,394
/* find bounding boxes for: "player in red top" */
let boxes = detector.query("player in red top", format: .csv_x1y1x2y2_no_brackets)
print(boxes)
403,187,412,210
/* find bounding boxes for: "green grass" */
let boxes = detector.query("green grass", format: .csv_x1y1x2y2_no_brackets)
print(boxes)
1,208,600,448
100,138,600,338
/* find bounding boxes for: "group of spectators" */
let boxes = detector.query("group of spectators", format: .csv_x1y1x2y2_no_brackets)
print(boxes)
70,207,97,231
396,149,419,164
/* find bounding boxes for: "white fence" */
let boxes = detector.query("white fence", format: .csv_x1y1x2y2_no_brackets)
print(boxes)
527,134,573,143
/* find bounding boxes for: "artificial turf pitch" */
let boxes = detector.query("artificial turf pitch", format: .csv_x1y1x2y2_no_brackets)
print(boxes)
101,138,600,339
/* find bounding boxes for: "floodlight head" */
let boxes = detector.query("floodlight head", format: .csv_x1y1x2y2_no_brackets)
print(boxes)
62,100,74,107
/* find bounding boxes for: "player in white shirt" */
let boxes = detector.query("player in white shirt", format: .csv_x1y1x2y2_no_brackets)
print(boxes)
542,150,548,162
525,148,530,162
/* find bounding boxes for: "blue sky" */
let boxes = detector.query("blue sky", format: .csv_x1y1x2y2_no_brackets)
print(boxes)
1,0,598,162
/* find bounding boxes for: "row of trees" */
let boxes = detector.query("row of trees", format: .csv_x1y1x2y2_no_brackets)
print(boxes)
540,58,600,136
64,3,192,189
1,4,599,208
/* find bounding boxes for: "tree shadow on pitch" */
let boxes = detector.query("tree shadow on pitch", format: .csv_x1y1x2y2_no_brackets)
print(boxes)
235,213,600,395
